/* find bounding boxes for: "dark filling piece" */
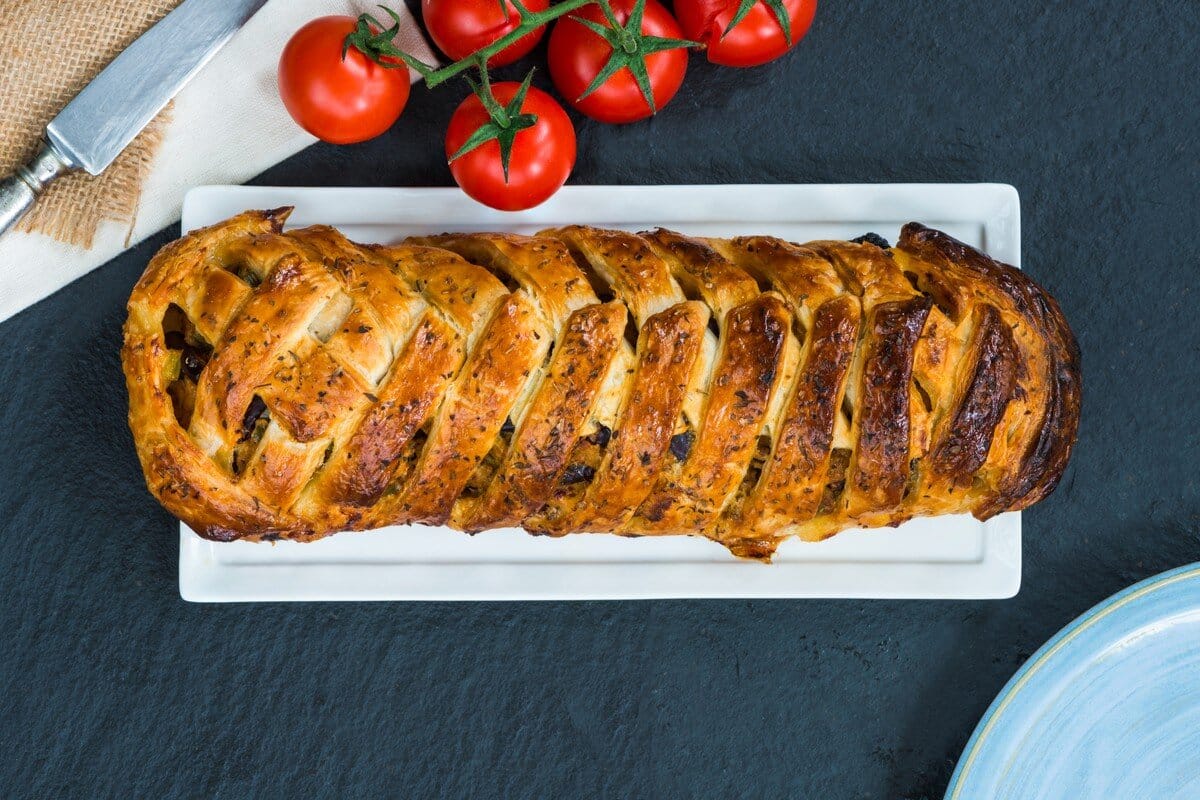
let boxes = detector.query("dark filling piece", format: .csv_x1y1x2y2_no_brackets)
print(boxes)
913,379,933,413
669,430,695,462
585,423,612,448
235,264,262,288
623,310,640,350
162,304,212,428
231,396,271,476
239,396,270,443
538,423,611,516
559,463,596,485
851,232,891,249
707,316,720,339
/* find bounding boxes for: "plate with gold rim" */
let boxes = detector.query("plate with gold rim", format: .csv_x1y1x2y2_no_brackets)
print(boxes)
947,563,1200,799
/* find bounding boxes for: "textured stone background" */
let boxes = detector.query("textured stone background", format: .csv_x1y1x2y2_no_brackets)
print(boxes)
2,2,1198,797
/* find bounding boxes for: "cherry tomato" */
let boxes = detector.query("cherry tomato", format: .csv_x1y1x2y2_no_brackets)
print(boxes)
278,16,410,144
422,0,551,67
675,0,817,67
547,0,688,124
445,82,576,211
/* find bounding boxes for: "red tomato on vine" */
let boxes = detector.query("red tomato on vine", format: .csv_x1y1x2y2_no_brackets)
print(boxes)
547,0,693,124
445,74,576,211
278,14,411,144
675,0,817,67
422,0,551,67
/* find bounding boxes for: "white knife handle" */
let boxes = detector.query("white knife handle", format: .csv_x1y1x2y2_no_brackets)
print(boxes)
0,142,75,237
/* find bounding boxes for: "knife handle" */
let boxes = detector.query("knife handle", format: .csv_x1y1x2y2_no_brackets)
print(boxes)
0,142,75,237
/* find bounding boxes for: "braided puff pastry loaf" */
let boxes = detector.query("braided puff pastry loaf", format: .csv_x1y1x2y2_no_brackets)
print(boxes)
122,209,1080,559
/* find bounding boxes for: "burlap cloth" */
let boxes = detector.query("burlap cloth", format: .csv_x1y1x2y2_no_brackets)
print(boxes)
0,0,180,248
0,0,434,325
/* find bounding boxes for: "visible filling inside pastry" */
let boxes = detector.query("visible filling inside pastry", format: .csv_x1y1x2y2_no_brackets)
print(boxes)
904,457,922,500
234,263,262,288
727,433,774,515
560,422,610,488
817,447,852,516
161,303,211,429
307,292,354,343
375,428,429,499
565,247,614,303
540,420,610,516
461,420,514,499
668,427,696,462
230,396,270,476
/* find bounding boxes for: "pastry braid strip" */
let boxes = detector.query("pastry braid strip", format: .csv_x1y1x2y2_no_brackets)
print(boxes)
628,294,794,535
708,237,861,552
409,232,626,531
398,291,550,525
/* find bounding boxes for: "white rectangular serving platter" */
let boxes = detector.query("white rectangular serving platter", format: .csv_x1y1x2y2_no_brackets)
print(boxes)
178,183,1021,602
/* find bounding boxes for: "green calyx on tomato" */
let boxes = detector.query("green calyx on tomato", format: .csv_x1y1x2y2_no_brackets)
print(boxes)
569,0,695,115
423,0,551,67
279,13,411,144
723,0,791,44
676,0,815,67
343,5,431,73
449,67,539,182
445,77,575,210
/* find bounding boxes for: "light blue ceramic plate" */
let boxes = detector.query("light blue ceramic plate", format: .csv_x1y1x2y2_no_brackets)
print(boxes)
946,563,1200,800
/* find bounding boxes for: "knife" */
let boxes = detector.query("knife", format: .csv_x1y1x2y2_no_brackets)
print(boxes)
0,0,268,237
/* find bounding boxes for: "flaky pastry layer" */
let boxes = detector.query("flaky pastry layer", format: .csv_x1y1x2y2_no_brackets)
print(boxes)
122,210,1080,559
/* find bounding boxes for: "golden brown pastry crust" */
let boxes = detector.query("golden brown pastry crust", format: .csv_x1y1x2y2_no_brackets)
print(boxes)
122,211,1081,558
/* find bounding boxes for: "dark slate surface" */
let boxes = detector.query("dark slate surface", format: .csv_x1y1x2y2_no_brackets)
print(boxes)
2,1,1198,797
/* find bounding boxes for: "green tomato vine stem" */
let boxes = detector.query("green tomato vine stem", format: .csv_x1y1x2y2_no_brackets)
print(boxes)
468,56,509,124
346,1,697,184
400,0,601,88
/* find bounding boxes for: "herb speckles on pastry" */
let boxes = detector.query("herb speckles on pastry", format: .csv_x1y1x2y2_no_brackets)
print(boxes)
122,209,1080,559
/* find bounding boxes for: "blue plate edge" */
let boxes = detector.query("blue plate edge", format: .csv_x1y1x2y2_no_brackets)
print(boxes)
944,561,1200,799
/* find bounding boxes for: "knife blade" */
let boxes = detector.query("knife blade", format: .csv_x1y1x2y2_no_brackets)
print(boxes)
0,0,268,237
